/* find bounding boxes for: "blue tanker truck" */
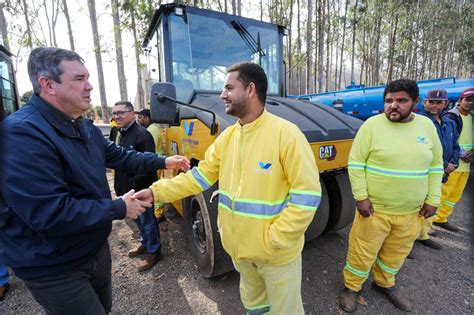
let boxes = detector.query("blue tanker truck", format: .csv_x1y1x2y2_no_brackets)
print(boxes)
294,77,474,120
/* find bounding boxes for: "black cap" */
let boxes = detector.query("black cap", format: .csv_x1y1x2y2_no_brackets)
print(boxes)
135,109,151,117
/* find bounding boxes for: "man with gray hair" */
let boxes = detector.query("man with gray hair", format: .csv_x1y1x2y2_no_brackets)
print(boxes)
0,47,190,314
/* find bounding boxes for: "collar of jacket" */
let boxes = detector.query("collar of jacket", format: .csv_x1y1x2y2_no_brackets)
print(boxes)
421,111,449,126
29,94,92,139
119,120,138,136
236,108,268,132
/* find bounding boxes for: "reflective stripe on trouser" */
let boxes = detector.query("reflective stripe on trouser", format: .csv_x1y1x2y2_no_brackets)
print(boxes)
434,172,469,223
343,211,422,292
232,255,304,315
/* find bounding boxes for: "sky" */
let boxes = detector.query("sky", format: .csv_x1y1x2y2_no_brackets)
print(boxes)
7,0,146,106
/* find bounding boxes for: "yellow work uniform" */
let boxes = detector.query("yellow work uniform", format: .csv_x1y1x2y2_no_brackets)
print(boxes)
146,123,166,218
233,255,303,315
344,114,443,291
434,112,472,223
418,216,436,241
150,110,321,314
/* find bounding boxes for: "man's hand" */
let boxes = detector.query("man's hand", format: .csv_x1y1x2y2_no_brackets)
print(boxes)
133,188,154,204
460,150,473,163
165,155,191,172
356,198,374,217
122,189,151,220
445,163,457,174
419,203,437,218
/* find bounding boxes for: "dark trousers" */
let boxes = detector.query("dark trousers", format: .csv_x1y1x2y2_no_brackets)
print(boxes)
24,242,112,315
136,206,161,253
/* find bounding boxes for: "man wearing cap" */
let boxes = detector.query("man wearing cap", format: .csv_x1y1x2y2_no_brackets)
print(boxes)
137,109,164,156
137,109,166,221
414,89,460,250
112,101,163,271
339,79,443,313
432,88,473,232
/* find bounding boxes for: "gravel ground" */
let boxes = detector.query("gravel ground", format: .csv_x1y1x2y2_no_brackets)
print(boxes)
1,174,472,314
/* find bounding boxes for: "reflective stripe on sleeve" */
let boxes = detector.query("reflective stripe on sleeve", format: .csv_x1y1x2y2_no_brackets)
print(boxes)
191,167,211,190
288,189,321,211
429,165,444,174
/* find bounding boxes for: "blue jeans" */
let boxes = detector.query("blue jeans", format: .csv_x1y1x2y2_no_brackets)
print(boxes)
23,242,112,314
0,264,9,286
136,206,161,253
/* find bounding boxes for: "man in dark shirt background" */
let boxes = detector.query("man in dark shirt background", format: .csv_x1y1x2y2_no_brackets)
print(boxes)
112,101,162,272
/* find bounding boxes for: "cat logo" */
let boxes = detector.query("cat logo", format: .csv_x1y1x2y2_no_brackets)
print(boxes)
319,145,337,161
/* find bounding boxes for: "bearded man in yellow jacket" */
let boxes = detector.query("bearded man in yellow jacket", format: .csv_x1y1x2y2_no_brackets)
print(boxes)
134,62,321,314
339,79,443,313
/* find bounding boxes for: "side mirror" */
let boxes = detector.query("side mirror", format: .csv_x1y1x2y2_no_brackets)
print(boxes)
150,82,178,124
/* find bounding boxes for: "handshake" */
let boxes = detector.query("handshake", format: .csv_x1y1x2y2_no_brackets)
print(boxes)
121,155,191,220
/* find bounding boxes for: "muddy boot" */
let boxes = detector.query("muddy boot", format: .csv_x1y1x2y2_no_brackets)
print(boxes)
138,252,162,272
372,283,413,312
339,287,359,313
0,283,10,301
417,238,442,250
433,222,460,232
128,244,146,258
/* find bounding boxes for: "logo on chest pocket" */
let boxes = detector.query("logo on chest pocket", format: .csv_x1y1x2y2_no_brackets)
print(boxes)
257,161,273,174
416,136,428,145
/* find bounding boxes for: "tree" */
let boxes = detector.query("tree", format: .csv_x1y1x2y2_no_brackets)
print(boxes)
305,0,313,94
88,0,110,122
42,0,61,47
21,0,33,48
0,2,10,50
62,0,75,50
337,0,349,89
112,0,128,101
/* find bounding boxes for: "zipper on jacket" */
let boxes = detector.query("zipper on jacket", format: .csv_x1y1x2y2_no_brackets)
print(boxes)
231,127,244,258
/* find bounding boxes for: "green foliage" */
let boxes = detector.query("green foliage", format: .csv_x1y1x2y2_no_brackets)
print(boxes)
20,90,33,105
84,105,113,121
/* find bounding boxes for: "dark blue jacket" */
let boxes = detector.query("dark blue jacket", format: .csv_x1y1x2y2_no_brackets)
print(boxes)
421,112,460,170
0,95,165,280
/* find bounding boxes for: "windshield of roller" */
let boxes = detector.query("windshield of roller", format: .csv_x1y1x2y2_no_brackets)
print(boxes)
168,11,281,101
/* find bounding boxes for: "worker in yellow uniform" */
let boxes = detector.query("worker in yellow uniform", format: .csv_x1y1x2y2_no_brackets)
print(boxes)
134,62,321,314
136,109,166,222
414,89,460,252
432,88,473,231
339,79,443,313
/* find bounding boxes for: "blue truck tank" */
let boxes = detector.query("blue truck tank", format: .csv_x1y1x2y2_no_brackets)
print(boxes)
294,77,474,120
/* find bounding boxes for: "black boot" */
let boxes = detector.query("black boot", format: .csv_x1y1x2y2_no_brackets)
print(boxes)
372,283,412,312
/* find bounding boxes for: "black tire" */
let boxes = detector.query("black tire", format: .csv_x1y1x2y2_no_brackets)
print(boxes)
323,172,356,233
304,177,330,241
183,184,234,278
